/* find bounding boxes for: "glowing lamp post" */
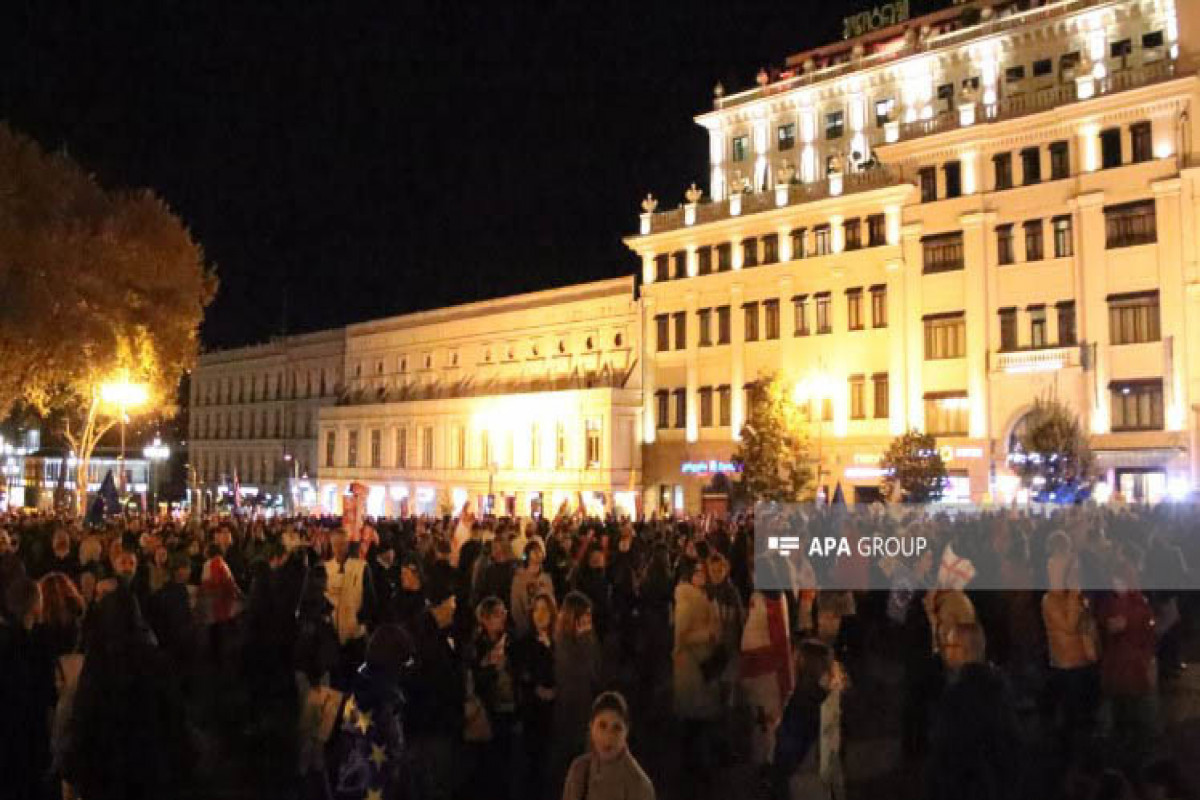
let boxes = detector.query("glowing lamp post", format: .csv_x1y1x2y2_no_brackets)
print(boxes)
100,377,149,495
142,437,170,510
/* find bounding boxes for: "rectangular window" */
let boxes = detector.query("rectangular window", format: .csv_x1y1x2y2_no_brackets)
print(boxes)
826,110,844,140
673,311,686,350
396,427,407,468
944,161,962,198
1110,38,1132,59
1101,128,1122,169
1130,122,1153,163
717,243,732,271
654,254,669,282
742,237,758,268
846,289,863,331
924,393,969,436
1024,220,1044,261
997,224,1015,265
1057,301,1077,346
814,225,832,256
870,285,887,328
1006,65,1026,83
1021,147,1041,185
700,387,713,427
698,308,712,347
993,153,1013,190
1108,291,1161,344
790,228,807,259
1050,141,1070,180
1032,58,1053,77
999,308,1018,351
655,314,669,352
347,430,359,469
672,251,687,280
673,389,686,430
778,123,796,151
843,218,862,250
1030,306,1048,348
924,313,966,360
417,426,431,467
1111,381,1164,432
867,214,886,247
530,422,540,469
764,299,780,340
655,390,669,430
451,425,465,469
717,306,731,344
325,431,336,468
816,293,832,335
875,97,894,127
922,232,965,274
697,246,713,275
873,373,890,419
371,429,381,468
481,430,491,468
1143,31,1165,49
555,422,566,468
743,302,760,342
919,167,937,202
849,375,865,420
1105,200,1157,248
762,234,779,264
1053,215,1073,258
793,296,810,336
718,386,732,427
585,418,601,468
732,135,749,162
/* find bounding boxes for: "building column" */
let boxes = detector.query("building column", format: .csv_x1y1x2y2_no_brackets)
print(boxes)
642,295,658,444
731,283,746,439
961,212,992,439
686,290,699,442
1074,192,1109,432
901,224,925,431
1154,178,1188,432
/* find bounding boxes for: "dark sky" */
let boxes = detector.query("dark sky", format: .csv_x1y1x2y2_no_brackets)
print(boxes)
0,0,858,349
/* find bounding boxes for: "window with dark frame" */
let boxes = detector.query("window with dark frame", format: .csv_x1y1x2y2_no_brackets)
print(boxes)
717,243,732,271
717,305,731,344
873,373,890,419
655,390,669,429
1050,141,1070,180
1006,65,1026,83
999,308,1018,351
924,313,966,359
1110,38,1132,59
791,228,807,259
944,161,962,198
1105,201,1157,248
762,234,779,264
655,314,669,352
1143,31,1165,49
325,431,336,468
1131,122,1153,163
994,152,1013,190
764,299,780,340
1029,305,1048,348
697,246,713,275
871,285,887,328
867,214,886,247
673,389,686,429
1033,58,1052,77
1024,219,1044,261
732,135,749,162
778,123,796,151
922,232,965,274
718,386,732,426
654,254,669,282
1101,128,1122,169
814,224,832,256
919,167,937,202
700,387,713,427
1021,147,1041,185
997,224,1015,265
1053,216,1074,258
744,302,760,342
1111,380,1163,432
924,393,969,436
347,430,359,468
698,308,712,347
849,375,865,420
815,293,832,335
673,311,686,350
826,110,845,139
793,296,810,336
844,218,862,250
742,237,759,268
1057,301,1077,345
1108,291,1161,344
846,288,864,331
875,97,894,127
672,251,687,279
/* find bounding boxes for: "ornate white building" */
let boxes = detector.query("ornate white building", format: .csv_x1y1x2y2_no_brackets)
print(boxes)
316,278,642,518
629,0,1200,511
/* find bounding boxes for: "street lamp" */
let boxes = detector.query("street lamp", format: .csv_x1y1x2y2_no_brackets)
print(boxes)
794,369,837,503
142,436,170,511
100,375,149,496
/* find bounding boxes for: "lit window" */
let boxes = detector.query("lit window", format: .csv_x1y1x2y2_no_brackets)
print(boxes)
924,313,966,360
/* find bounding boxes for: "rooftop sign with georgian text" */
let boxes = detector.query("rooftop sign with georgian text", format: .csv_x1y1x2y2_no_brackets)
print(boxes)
843,0,911,39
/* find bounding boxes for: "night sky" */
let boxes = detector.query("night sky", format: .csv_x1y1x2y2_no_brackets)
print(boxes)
1,1,864,350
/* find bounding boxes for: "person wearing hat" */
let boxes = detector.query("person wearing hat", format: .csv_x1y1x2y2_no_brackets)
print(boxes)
404,574,464,800
561,691,655,800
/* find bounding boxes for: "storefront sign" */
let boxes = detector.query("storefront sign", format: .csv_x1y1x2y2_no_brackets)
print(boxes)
681,459,741,476
843,0,910,39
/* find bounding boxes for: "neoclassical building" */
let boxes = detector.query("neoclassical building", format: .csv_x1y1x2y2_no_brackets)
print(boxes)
629,0,1199,511
316,278,642,518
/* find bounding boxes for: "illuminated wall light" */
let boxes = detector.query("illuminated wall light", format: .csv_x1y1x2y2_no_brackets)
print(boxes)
642,254,655,284
886,205,902,245
1155,141,1175,160
962,152,977,195
730,192,742,216
1168,476,1190,501
831,215,845,252
686,245,698,278
1081,124,1100,172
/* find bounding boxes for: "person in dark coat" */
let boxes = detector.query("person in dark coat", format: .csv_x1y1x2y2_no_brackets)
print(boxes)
0,575,56,800
515,592,557,800
65,584,193,800
395,554,429,627
148,551,196,671
404,576,464,800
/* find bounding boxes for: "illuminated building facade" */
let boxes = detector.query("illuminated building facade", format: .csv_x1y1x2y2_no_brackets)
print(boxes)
630,0,1200,509
188,328,346,507
317,278,642,518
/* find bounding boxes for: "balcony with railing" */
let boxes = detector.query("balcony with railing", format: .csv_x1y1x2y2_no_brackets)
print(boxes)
636,166,904,237
990,344,1084,374
887,60,1179,147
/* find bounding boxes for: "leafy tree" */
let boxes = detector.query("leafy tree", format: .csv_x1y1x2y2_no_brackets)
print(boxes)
881,429,947,503
1015,396,1094,495
0,124,216,515
731,374,814,503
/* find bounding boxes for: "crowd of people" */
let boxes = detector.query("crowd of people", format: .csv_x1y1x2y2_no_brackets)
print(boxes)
0,500,1195,800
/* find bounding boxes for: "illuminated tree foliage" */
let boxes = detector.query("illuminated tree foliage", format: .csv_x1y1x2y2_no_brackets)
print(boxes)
881,429,947,504
0,124,216,513
731,374,814,503
1015,396,1094,496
